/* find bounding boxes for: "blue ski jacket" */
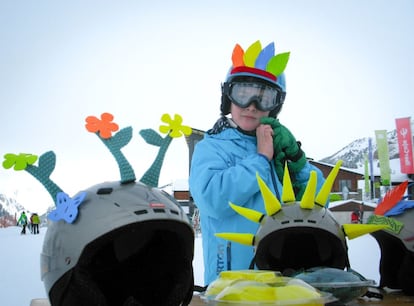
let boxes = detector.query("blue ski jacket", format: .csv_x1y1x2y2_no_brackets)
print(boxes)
189,127,325,285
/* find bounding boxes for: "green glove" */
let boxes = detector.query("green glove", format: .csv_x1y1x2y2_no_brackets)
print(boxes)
260,117,307,176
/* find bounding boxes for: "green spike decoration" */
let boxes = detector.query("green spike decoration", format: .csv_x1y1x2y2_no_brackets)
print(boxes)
85,112,136,184
2,152,63,205
139,129,173,187
3,112,192,209
139,114,192,187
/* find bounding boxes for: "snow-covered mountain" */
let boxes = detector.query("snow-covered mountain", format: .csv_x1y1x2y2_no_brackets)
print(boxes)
319,130,400,170
0,193,25,218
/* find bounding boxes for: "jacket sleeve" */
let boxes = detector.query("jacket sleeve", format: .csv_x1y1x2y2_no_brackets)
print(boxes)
189,137,275,220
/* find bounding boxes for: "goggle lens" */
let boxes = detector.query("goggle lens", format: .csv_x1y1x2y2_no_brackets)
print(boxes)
227,82,282,111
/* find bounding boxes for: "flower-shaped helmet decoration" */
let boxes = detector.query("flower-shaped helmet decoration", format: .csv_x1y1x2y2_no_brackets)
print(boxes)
2,112,195,306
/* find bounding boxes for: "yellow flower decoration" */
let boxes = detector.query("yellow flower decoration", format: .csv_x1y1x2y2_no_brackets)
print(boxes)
159,114,192,138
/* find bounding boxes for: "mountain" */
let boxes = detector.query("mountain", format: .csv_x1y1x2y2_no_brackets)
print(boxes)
0,193,25,217
0,193,26,227
319,129,399,169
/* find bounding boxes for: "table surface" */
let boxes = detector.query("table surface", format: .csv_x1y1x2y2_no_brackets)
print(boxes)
30,291,414,306
189,291,414,306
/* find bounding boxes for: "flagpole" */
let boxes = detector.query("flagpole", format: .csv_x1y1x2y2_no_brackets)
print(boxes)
368,137,375,199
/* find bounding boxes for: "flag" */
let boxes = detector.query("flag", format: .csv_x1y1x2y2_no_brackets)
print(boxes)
395,117,414,174
364,153,370,198
375,130,391,186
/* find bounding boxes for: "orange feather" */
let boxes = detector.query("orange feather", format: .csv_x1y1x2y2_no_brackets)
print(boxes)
232,44,244,67
375,180,408,215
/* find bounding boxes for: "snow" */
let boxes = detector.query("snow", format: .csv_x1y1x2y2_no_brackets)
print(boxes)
0,227,380,306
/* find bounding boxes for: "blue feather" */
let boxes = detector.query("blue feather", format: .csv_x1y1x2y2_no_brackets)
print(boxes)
255,42,275,70
385,200,414,216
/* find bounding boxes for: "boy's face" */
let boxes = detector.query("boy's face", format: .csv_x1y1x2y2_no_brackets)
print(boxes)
230,102,270,132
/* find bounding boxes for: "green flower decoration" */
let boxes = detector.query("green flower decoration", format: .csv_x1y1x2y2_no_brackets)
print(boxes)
159,114,192,138
3,153,38,171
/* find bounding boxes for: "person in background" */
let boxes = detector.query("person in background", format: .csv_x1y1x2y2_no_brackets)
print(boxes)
189,40,325,286
30,213,40,234
351,210,361,224
17,211,28,235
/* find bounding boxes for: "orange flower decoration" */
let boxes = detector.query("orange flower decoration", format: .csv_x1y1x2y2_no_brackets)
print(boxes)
85,112,119,139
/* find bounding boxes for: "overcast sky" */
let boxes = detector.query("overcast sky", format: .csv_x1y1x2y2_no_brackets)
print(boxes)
1,0,413,213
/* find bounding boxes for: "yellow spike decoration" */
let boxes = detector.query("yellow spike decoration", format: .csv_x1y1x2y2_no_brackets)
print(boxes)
315,160,343,206
256,172,282,216
215,233,255,246
215,160,387,268
229,202,264,224
282,162,295,203
342,223,388,240
300,171,317,209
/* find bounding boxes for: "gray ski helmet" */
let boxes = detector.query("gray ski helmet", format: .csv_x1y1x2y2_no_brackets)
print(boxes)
252,201,349,274
41,181,194,306
368,200,414,295
220,40,288,118
216,161,386,276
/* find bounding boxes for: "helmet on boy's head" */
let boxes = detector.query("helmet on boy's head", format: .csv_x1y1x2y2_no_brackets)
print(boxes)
220,40,289,118
41,181,194,306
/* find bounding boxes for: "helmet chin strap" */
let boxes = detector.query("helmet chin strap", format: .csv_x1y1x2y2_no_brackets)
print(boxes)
236,125,256,136
227,117,256,136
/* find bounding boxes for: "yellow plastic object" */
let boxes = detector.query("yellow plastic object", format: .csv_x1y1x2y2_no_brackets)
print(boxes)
203,270,329,306
205,270,281,297
342,223,388,239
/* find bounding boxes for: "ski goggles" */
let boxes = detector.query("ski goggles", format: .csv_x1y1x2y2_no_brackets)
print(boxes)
224,81,284,111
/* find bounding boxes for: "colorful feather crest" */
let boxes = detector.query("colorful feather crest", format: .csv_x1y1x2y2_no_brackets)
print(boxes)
231,40,290,78
374,181,408,215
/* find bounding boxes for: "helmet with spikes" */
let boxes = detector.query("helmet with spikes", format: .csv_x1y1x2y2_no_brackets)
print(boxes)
216,160,386,275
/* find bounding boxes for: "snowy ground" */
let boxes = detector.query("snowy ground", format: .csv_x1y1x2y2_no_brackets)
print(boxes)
0,227,380,306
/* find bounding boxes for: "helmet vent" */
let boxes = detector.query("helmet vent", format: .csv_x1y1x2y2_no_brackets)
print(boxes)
170,210,179,215
153,208,165,213
134,210,148,215
97,187,113,195
294,219,304,223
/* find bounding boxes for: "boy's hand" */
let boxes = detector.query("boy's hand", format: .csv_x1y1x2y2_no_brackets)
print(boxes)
260,117,306,173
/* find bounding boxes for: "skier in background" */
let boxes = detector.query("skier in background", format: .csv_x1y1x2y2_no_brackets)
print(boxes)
30,213,40,234
351,210,361,223
17,211,28,235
